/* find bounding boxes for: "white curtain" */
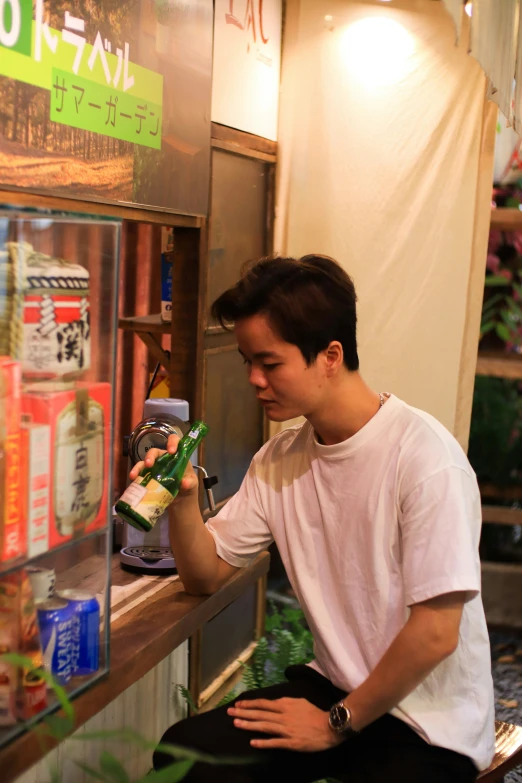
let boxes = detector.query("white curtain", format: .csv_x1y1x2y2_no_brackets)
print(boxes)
470,0,518,123
514,10,522,133
442,0,463,41
272,0,495,445
443,0,522,132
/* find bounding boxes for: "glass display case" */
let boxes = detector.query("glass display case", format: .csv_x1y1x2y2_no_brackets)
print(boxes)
0,207,120,747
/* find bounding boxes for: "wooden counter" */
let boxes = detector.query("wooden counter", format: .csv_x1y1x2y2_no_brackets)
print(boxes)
2,551,270,783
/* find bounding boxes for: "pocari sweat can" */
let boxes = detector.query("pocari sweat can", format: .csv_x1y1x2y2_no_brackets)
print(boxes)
57,589,100,676
36,598,73,685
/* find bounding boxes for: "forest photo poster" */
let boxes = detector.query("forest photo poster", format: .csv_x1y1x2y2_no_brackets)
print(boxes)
0,0,212,215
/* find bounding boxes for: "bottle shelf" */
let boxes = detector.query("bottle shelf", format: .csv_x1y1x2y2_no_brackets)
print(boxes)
0,526,109,579
480,483,522,501
490,207,522,231
476,351,522,380
118,314,171,334
118,315,172,374
482,505,522,526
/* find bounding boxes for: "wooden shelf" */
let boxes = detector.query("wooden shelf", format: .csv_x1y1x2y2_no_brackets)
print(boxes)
476,351,522,380
480,483,522,502
118,314,171,334
490,207,522,231
482,505,522,526
0,188,204,228
118,314,172,375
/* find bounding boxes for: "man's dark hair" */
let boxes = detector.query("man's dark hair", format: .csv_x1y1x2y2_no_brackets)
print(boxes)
211,254,359,371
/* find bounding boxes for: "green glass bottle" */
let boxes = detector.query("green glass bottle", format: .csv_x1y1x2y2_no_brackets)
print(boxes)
116,420,209,532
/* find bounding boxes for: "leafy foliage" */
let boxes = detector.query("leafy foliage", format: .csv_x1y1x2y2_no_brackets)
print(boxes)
468,376,522,487
480,231,522,352
180,602,314,708
480,271,522,349
175,684,199,715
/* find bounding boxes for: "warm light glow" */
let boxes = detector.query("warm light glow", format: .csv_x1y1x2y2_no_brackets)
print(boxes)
465,2,472,17
324,14,333,21
340,17,415,88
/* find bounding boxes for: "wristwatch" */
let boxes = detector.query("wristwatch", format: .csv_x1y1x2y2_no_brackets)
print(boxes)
328,700,356,734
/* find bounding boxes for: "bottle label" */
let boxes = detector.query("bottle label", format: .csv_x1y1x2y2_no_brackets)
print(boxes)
119,477,174,526
187,427,198,439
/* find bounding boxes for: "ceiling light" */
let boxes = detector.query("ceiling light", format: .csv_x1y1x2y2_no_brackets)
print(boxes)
341,17,415,88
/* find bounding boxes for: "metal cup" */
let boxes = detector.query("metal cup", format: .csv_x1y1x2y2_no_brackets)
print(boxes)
26,566,56,601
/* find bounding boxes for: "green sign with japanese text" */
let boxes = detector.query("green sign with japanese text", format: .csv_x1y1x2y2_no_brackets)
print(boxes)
0,3,163,150
51,70,162,150
0,1,212,214
0,0,32,56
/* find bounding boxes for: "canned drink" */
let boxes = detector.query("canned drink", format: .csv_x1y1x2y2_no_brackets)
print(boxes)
36,598,73,685
0,645,16,727
27,566,56,602
57,590,100,676
21,668,47,719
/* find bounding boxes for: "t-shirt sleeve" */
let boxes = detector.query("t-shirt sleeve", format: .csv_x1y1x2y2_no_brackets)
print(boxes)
206,458,274,568
400,466,482,606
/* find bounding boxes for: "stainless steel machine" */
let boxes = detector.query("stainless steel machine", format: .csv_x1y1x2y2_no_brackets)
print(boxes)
117,397,217,574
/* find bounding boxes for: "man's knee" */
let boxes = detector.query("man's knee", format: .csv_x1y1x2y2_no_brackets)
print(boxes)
153,716,199,770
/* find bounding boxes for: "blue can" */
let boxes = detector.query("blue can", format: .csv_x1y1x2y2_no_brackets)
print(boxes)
57,589,100,676
36,598,73,685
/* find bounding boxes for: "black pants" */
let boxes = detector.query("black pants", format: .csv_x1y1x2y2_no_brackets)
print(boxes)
153,665,479,782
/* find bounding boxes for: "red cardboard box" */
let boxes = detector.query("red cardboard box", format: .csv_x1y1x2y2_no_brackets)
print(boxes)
0,358,25,563
21,422,51,558
21,382,111,550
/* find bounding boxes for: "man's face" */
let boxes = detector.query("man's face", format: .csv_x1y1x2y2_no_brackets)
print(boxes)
235,314,328,422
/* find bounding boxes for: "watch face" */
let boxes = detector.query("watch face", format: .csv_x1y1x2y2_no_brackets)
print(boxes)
330,702,349,731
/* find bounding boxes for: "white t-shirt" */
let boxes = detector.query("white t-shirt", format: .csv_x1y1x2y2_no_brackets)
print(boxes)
207,394,495,770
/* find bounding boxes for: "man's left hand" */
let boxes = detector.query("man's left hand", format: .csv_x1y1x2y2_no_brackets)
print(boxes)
227,697,345,752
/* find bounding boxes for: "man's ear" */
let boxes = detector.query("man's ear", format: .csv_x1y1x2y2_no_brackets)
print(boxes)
324,341,344,376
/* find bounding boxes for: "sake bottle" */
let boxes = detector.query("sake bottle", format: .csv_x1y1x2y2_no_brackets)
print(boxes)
116,420,209,532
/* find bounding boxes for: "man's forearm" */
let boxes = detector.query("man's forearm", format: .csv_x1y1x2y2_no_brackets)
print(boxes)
344,613,458,732
168,494,223,594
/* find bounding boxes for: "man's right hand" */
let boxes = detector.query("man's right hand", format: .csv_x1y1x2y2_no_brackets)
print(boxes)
129,433,200,501
129,434,238,595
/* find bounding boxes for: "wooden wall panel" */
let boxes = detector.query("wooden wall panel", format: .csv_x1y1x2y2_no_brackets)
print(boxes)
203,346,263,504
207,151,268,323
199,585,256,691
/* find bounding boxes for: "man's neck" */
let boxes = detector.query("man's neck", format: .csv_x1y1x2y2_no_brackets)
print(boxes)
307,373,383,446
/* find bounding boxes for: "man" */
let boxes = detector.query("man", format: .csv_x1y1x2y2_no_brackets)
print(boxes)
144,255,494,782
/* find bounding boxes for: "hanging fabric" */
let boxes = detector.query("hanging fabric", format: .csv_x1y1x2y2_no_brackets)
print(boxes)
442,0,464,42
443,0,522,132
274,0,495,444
514,8,522,133
470,0,519,124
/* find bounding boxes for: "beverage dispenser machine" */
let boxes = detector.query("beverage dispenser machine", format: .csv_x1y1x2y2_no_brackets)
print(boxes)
118,398,217,574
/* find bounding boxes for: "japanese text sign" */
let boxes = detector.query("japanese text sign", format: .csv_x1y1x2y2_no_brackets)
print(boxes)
0,0,163,150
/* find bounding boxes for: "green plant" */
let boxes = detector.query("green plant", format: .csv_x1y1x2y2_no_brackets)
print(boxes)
468,376,522,487
468,376,522,563
480,270,522,350
243,603,314,690
178,602,314,713
1,652,250,783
